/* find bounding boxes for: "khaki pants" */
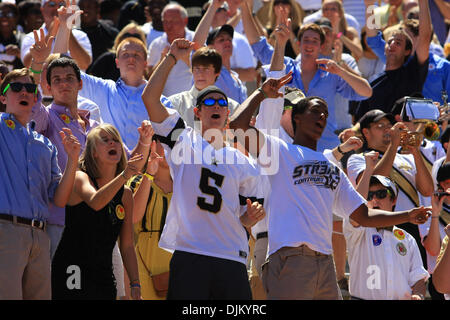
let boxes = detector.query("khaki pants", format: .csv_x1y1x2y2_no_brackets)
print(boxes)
0,220,51,300
261,246,342,300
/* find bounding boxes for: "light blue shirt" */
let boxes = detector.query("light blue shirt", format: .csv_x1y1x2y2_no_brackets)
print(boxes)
0,113,61,222
215,66,247,104
79,73,149,150
251,37,366,151
367,32,450,104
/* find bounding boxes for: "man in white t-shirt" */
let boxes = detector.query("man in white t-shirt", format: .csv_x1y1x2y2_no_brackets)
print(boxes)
21,0,92,70
147,3,194,97
142,38,265,299
229,74,431,300
344,174,429,300
347,109,435,271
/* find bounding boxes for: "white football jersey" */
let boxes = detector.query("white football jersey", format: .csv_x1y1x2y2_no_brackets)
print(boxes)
151,109,260,264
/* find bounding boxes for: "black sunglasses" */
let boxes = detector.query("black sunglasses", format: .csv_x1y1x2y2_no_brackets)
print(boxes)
121,32,142,40
0,11,16,18
3,82,38,95
201,98,228,107
367,189,390,201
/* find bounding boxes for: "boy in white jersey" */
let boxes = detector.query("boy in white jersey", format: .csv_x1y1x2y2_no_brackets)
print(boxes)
142,38,265,299
229,75,431,300
344,171,429,300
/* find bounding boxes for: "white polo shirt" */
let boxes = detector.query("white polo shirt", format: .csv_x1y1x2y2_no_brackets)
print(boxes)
344,220,429,300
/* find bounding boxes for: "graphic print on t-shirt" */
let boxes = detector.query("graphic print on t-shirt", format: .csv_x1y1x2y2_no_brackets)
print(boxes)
292,160,341,190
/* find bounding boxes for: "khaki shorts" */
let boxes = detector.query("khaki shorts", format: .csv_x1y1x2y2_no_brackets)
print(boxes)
261,245,342,300
0,220,51,299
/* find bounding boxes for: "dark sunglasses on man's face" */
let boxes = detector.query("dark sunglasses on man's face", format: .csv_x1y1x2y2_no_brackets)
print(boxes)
0,11,15,18
367,189,390,201
201,98,228,107
3,82,38,95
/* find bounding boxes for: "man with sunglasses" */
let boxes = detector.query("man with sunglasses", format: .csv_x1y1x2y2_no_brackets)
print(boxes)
344,173,429,300
347,109,434,273
0,68,81,299
142,38,266,299
20,0,92,71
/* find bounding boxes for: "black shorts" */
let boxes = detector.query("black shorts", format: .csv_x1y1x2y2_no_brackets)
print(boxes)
167,250,252,300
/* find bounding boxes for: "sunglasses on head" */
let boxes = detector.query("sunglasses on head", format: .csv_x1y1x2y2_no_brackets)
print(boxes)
3,82,38,95
367,189,391,201
201,98,228,107
121,33,142,40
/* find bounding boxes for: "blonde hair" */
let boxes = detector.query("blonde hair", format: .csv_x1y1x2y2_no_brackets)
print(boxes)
79,124,127,179
267,0,304,32
116,37,148,59
112,22,146,52
322,0,348,34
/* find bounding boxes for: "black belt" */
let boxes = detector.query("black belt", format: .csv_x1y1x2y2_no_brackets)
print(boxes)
0,213,46,230
256,231,268,240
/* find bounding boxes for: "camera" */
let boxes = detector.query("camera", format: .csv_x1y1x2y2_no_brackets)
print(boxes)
433,191,450,199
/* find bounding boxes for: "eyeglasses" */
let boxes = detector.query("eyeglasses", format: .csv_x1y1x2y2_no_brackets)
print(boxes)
201,98,228,107
47,1,65,8
372,122,392,130
3,82,38,95
0,11,15,18
367,189,390,201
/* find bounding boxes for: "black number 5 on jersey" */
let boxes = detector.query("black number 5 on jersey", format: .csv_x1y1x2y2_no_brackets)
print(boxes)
197,167,225,214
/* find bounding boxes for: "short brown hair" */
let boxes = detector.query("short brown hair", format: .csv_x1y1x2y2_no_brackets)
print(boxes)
0,68,35,96
191,47,222,74
298,23,326,45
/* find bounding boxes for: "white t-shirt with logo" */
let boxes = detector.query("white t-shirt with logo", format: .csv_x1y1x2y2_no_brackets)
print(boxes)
151,109,260,265
259,134,366,256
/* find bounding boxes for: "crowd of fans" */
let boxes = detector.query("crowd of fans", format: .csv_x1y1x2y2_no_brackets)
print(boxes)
0,0,449,301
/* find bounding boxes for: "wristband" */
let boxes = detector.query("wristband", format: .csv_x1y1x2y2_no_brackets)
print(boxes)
337,144,345,154
143,172,154,181
139,140,151,147
336,32,343,39
258,87,268,99
121,171,130,181
29,67,42,74
130,283,141,288
166,52,177,64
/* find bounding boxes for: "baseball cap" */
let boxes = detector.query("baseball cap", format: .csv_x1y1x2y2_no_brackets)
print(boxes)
314,17,333,30
284,89,306,109
370,175,398,198
359,109,395,130
196,85,228,107
437,162,450,184
206,24,234,46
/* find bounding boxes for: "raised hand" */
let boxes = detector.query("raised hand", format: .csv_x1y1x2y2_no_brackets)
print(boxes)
260,71,293,99
273,16,291,46
168,38,195,66
58,0,83,30
316,58,342,75
30,27,55,64
59,128,81,161
123,153,145,180
245,198,265,225
363,150,379,172
137,120,154,147
340,136,363,153
146,140,164,176
408,206,431,225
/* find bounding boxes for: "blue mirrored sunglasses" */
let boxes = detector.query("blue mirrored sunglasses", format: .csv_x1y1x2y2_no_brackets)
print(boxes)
201,98,228,107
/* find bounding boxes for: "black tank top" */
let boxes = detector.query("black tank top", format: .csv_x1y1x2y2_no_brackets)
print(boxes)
52,175,125,299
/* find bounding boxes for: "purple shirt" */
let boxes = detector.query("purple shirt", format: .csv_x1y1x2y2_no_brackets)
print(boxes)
31,102,99,225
